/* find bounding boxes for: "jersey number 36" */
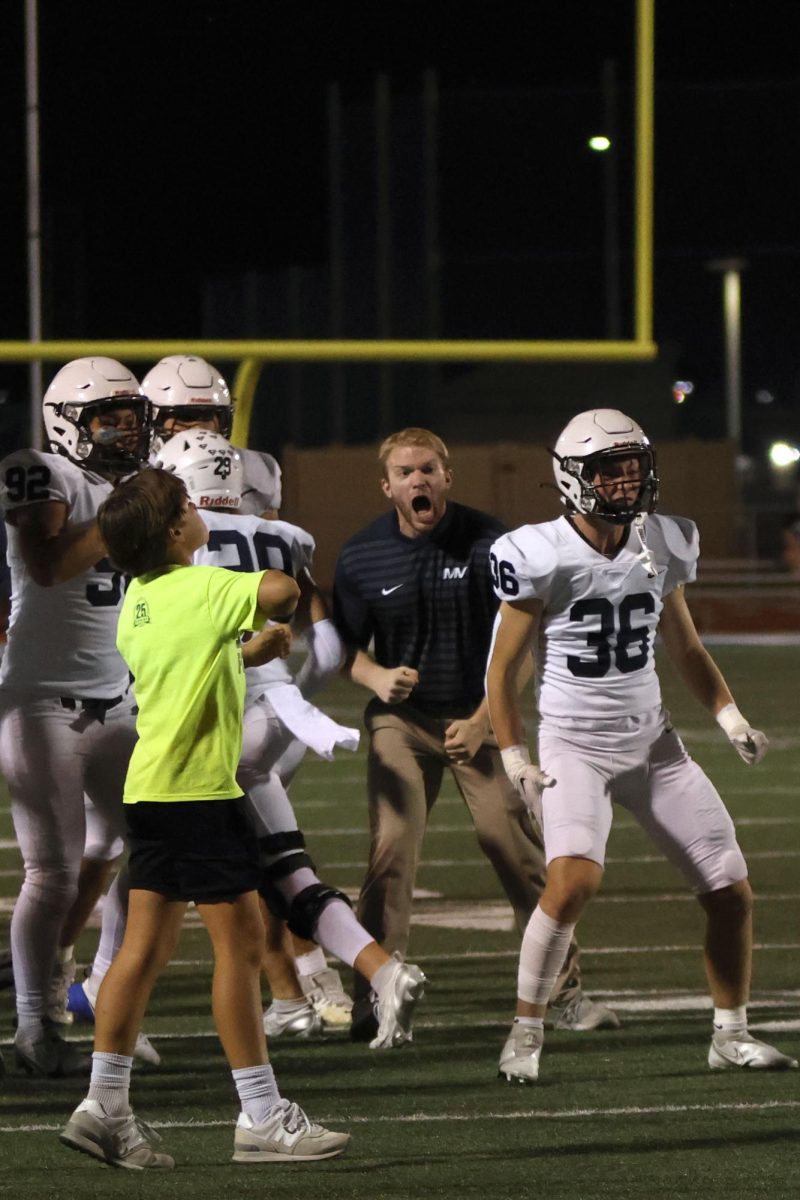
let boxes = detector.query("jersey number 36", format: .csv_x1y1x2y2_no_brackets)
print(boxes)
568,595,655,677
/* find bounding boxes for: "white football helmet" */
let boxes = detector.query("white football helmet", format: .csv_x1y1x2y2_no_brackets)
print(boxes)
550,408,659,524
154,428,243,511
142,355,233,448
42,357,151,475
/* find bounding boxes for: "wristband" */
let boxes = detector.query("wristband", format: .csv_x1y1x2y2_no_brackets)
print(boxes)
715,704,747,736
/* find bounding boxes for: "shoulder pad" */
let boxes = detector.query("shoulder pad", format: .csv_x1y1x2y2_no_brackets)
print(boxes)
491,525,559,601
0,449,74,510
648,514,699,589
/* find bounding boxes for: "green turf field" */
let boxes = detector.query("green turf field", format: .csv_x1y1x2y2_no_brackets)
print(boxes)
1,643,798,1199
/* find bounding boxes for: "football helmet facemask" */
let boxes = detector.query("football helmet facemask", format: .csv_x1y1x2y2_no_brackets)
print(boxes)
42,357,151,476
154,428,243,511
142,355,234,449
550,408,659,525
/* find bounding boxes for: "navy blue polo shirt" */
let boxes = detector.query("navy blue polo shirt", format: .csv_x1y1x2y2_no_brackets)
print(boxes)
333,501,506,717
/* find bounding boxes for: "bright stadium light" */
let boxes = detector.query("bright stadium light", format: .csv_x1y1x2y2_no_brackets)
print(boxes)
768,441,800,468
588,135,612,151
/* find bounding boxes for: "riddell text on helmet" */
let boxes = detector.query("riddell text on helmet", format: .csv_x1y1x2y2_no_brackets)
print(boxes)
200,494,239,508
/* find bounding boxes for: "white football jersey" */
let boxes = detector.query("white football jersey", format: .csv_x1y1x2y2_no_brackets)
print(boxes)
237,448,282,516
0,450,131,698
490,513,698,720
194,510,314,696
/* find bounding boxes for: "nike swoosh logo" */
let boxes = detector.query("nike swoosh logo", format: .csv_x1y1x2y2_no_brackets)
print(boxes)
381,584,404,596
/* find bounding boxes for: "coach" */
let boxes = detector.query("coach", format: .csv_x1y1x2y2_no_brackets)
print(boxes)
333,427,616,1039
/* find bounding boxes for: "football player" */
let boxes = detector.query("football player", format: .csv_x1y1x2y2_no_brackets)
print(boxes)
164,429,425,1049
487,408,798,1082
0,358,151,1076
142,354,282,517
69,430,425,1050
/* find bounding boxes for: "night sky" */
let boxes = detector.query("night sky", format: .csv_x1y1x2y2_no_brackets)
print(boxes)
1,0,799,455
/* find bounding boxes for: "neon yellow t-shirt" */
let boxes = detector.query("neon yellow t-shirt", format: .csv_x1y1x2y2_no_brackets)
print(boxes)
118,564,265,803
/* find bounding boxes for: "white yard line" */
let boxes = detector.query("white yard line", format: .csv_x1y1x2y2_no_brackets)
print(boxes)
3,1097,799,1136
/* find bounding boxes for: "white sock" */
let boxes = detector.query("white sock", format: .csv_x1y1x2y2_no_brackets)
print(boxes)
87,1051,133,1117
713,1005,747,1034
295,948,327,976
232,1064,281,1125
86,869,129,1002
277,867,373,968
10,884,66,1031
269,997,308,1014
517,907,576,1006
370,955,401,998
314,903,374,969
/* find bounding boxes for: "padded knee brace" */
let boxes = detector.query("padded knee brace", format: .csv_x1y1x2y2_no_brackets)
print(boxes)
257,830,316,919
286,883,352,941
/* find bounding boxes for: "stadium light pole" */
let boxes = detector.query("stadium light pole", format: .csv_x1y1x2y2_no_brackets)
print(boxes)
707,257,747,454
588,60,621,340
25,0,44,449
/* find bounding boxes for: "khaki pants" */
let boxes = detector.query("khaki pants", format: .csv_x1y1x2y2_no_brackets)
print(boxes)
354,700,580,1002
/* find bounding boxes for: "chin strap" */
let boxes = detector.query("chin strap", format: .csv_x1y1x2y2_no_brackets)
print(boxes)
632,514,658,577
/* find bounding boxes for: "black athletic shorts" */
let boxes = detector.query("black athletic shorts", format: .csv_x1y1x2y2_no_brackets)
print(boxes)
124,797,260,903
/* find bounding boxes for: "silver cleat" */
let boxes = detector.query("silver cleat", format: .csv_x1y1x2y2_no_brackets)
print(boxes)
298,966,353,1030
498,1022,543,1084
369,954,426,1050
263,999,323,1039
15,1022,91,1078
546,990,620,1032
708,1030,799,1070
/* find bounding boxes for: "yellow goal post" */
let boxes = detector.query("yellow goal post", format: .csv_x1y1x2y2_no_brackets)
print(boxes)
0,0,655,452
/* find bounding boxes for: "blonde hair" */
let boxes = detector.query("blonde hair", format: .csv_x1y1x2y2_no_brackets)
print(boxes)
378,428,450,478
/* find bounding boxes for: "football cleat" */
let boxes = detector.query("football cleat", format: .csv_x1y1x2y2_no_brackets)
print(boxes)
15,1021,91,1078
708,1030,799,1071
546,990,621,1032
233,1101,350,1163
67,980,96,1023
263,999,323,1039
47,951,77,1026
66,981,161,1065
498,1021,543,1084
131,1033,161,1067
298,966,353,1031
369,954,426,1050
60,1098,174,1169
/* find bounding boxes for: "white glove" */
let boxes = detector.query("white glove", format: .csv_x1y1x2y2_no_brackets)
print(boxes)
500,744,556,827
716,704,769,766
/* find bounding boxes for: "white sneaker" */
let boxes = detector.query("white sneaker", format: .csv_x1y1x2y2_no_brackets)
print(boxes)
369,954,426,1050
47,951,77,1026
263,1000,323,1039
298,967,353,1030
232,1101,350,1162
708,1030,799,1070
60,1098,174,1169
498,1022,543,1084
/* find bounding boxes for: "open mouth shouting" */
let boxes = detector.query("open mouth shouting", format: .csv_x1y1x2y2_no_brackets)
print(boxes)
411,494,432,515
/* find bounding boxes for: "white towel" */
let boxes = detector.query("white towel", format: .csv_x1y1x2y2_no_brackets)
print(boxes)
266,683,360,760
